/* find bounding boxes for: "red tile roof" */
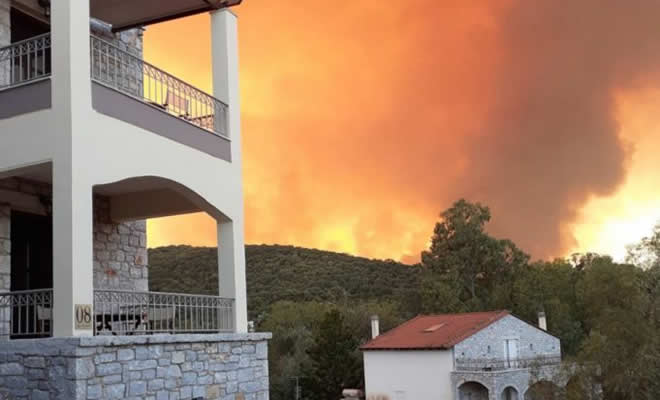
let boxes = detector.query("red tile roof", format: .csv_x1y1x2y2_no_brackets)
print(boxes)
361,311,509,351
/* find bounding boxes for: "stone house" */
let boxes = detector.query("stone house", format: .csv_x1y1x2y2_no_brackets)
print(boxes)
0,0,269,399
361,311,566,400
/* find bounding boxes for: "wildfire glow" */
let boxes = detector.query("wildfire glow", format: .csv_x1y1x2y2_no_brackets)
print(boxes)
145,2,660,263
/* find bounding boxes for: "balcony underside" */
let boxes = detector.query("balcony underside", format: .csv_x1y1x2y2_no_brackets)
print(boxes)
90,0,242,32
92,82,231,162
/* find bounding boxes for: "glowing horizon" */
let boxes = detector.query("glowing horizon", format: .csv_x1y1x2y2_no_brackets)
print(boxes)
145,1,660,264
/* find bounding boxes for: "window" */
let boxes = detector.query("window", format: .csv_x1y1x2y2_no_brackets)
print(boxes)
530,343,534,350
487,345,491,353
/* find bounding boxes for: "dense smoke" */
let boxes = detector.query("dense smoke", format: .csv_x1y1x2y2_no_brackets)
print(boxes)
149,1,660,261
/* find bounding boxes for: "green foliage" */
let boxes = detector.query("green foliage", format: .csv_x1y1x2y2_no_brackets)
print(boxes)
149,244,421,320
420,199,529,311
303,309,361,400
147,206,660,400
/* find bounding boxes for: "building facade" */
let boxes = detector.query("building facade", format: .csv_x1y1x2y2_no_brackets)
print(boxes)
362,311,566,400
0,0,269,398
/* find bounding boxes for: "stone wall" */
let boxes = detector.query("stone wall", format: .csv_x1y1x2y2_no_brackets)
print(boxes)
454,315,561,362
0,0,9,47
451,364,565,400
0,0,8,88
93,196,148,291
0,204,10,338
0,204,9,292
0,177,149,292
0,333,270,400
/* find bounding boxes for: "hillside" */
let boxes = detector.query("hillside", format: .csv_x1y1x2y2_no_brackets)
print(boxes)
148,245,422,318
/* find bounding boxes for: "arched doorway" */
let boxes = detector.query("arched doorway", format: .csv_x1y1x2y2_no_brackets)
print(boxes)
458,381,489,400
501,386,519,400
525,381,559,400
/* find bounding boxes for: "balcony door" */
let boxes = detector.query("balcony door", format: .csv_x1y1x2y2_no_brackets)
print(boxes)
10,211,53,291
505,339,519,368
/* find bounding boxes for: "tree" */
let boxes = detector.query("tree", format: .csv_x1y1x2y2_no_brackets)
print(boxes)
420,199,529,310
626,222,660,269
304,309,361,400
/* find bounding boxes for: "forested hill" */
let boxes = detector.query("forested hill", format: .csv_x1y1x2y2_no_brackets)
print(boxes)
148,245,422,319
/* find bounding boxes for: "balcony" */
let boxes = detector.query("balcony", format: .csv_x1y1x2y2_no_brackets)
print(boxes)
455,355,562,372
0,289,234,339
0,33,230,159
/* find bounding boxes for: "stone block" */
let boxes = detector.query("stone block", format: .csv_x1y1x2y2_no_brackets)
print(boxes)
24,357,45,368
87,384,102,399
148,378,165,391
172,351,185,364
105,383,126,399
0,362,24,376
130,380,147,396
97,362,122,376
167,364,183,378
118,348,135,361
207,384,222,399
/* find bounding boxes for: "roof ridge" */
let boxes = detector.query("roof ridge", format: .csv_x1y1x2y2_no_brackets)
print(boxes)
361,314,425,347
444,310,510,347
416,310,508,318
361,310,511,351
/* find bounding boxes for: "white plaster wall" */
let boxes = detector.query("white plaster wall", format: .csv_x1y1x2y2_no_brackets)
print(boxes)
0,2,246,336
364,350,454,400
454,315,561,361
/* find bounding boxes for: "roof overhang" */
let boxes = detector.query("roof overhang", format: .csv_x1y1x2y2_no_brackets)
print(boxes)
90,0,242,32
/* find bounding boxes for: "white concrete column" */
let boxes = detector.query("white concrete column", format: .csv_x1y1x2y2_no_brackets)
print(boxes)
217,220,248,332
50,0,94,337
211,9,248,333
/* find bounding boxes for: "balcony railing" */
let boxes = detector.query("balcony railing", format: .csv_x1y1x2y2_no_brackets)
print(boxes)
455,355,562,372
90,35,228,137
0,289,233,339
0,289,53,339
1,33,228,137
94,289,234,335
0,33,51,90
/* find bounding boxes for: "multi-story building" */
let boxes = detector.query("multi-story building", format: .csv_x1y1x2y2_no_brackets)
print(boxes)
0,0,269,398
362,311,567,400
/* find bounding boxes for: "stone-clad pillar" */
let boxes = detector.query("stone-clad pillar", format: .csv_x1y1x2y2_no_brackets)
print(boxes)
0,204,9,292
0,0,10,87
0,204,10,339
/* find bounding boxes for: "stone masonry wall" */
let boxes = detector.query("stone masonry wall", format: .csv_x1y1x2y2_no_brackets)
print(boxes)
0,177,149,292
0,204,10,338
0,0,8,88
0,334,271,400
93,196,148,291
0,204,9,292
454,315,561,362
0,0,9,47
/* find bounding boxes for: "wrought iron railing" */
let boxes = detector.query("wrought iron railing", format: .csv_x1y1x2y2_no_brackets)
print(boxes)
0,289,53,339
455,355,562,372
93,290,234,335
90,35,228,137
0,33,51,90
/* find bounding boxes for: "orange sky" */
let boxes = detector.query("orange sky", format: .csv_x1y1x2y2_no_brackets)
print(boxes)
145,0,660,263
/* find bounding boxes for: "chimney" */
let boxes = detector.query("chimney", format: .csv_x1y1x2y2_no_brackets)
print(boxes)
370,315,380,339
538,311,547,331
